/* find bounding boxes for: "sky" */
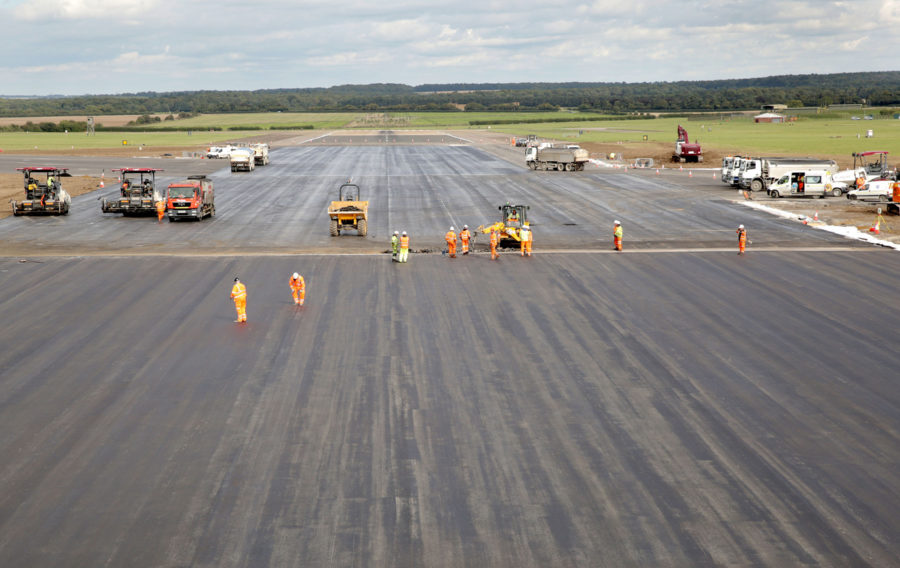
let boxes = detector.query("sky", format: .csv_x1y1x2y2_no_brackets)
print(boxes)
0,0,898,96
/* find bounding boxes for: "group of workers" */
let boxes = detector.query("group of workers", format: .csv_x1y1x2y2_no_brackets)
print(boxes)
229,272,306,323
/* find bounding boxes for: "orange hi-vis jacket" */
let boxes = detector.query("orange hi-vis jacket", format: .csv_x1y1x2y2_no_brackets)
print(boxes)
490,231,499,246
445,230,457,244
231,281,247,301
400,235,410,249
289,275,305,291
460,229,471,243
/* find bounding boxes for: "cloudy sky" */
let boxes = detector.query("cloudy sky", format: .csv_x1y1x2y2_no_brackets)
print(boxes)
1,0,898,96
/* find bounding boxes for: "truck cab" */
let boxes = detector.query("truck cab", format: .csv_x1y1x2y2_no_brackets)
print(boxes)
166,175,215,221
767,170,845,198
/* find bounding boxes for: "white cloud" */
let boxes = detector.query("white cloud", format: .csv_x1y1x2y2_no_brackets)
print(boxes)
14,0,158,21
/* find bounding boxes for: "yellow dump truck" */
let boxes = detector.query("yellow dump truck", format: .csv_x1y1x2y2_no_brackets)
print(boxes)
328,182,368,236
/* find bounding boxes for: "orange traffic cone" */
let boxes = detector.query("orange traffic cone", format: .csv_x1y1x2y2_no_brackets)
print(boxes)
656,169,660,175
99,180,104,188
679,164,683,171
869,220,881,234
802,217,809,225
813,211,819,221
688,170,693,178
713,172,717,179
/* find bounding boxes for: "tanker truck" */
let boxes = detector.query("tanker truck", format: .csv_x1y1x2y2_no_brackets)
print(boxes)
525,145,589,171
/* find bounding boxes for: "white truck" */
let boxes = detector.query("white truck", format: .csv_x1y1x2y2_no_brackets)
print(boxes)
525,145,589,171
740,157,838,191
725,156,746,186
766,170,847,198
230,148,255,172
250,143,270,166
207,145,236,159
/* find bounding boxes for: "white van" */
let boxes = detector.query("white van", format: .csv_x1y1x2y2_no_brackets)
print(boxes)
767,170,846,198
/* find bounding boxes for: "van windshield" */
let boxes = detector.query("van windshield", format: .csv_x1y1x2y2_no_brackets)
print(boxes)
777,176,789,184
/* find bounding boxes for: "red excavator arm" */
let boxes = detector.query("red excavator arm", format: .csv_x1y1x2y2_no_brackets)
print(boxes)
677,124,689,143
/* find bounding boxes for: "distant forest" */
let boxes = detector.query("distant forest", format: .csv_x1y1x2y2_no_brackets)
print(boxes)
1,72,898,116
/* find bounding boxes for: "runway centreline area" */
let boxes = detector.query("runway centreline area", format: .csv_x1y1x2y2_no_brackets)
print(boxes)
0,141,898,566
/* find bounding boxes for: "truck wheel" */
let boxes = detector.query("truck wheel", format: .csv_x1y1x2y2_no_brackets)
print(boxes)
832,188,842,197
358,219,367,236
879,194,889,202
577,163,585,171
528,162,536,170
770,190,780,198
566,163,575,171
557,163,565,172
750,179,763,192
330,219,338,236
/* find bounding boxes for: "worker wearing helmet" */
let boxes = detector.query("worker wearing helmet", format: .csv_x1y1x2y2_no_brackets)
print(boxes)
613,220,623,251
459,225,471,255
391,230,399,262
230,277,248,323
399,231,410,263
520,222,532,257
490,227,499,260
155,199,166,223
737,224,747,255
445,226,457,258
289,272,306,306
856,174,865,190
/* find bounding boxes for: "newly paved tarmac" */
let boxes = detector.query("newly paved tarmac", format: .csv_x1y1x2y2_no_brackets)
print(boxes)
0,139,897,567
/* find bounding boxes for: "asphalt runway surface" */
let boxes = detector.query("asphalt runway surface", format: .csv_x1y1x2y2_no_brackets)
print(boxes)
0,140,898,567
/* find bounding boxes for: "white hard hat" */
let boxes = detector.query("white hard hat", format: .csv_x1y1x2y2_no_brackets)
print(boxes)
449,226,454,231
292,272,299,280
463,225,468,229
739,224,744,229
393,230,399,235
402,231,407,236
614,220,620,225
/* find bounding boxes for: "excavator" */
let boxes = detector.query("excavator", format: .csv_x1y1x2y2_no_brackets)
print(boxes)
478,202,530,246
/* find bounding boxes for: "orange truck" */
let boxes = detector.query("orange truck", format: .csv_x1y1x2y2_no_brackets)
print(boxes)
166,175,215,221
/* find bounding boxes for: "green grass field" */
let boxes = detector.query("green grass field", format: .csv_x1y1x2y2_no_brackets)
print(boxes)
1,111,897,161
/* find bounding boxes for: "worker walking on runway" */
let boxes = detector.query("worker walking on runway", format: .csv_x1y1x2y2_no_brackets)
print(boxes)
460,225,471,255
391,231,399,262
520,222,532,257
399,231,410,263
230,277,247,323
737,224,747,255
155,199,165,223
613,220,623,251
289,272,305,306
490,228,499,260
445,226,458,258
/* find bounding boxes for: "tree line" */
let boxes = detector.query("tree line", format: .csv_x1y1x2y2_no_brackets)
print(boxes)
0,72,897,117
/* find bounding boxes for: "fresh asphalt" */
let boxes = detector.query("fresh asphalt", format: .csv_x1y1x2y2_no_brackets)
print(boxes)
0,139,897,566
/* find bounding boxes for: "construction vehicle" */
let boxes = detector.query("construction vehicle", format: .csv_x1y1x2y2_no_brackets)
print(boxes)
166,175,215,221
673,125,703,163
101,168,164,216
525,145,589,171
477,202,530,246
230,148,255,172
833,151,891,186
12,167,72,216
328,181,368,236
766,170,847,198
250,143,270,166
740,157,838,191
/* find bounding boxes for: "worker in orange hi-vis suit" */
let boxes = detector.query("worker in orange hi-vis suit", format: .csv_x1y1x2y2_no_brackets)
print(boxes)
230,277,247,323
520,223,532,257
737,224,747,255
459,225,471,255
856,175,865,190
445,226,458,258
613,220,623,251
399,231,410,263
289,272,305,306
155,199,166,223
490,228,499,260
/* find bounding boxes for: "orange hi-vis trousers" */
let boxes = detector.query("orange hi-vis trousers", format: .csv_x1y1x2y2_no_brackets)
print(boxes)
739,234,746,254
290,277,305,305
447,240,457,257
461,236,469,254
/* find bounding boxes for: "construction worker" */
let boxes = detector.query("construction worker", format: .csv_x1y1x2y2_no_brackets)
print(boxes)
490,228,499,260
391,230,399,262
856,174,866,190
289,272,305,306
737,224,747,255
445,226,457,258
520,222,532,257
613,220,623,251
399,231,410,263
230,277,247,323
26,178,37,195
155,199,165,223
460,225,471,255
120,179,129,197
